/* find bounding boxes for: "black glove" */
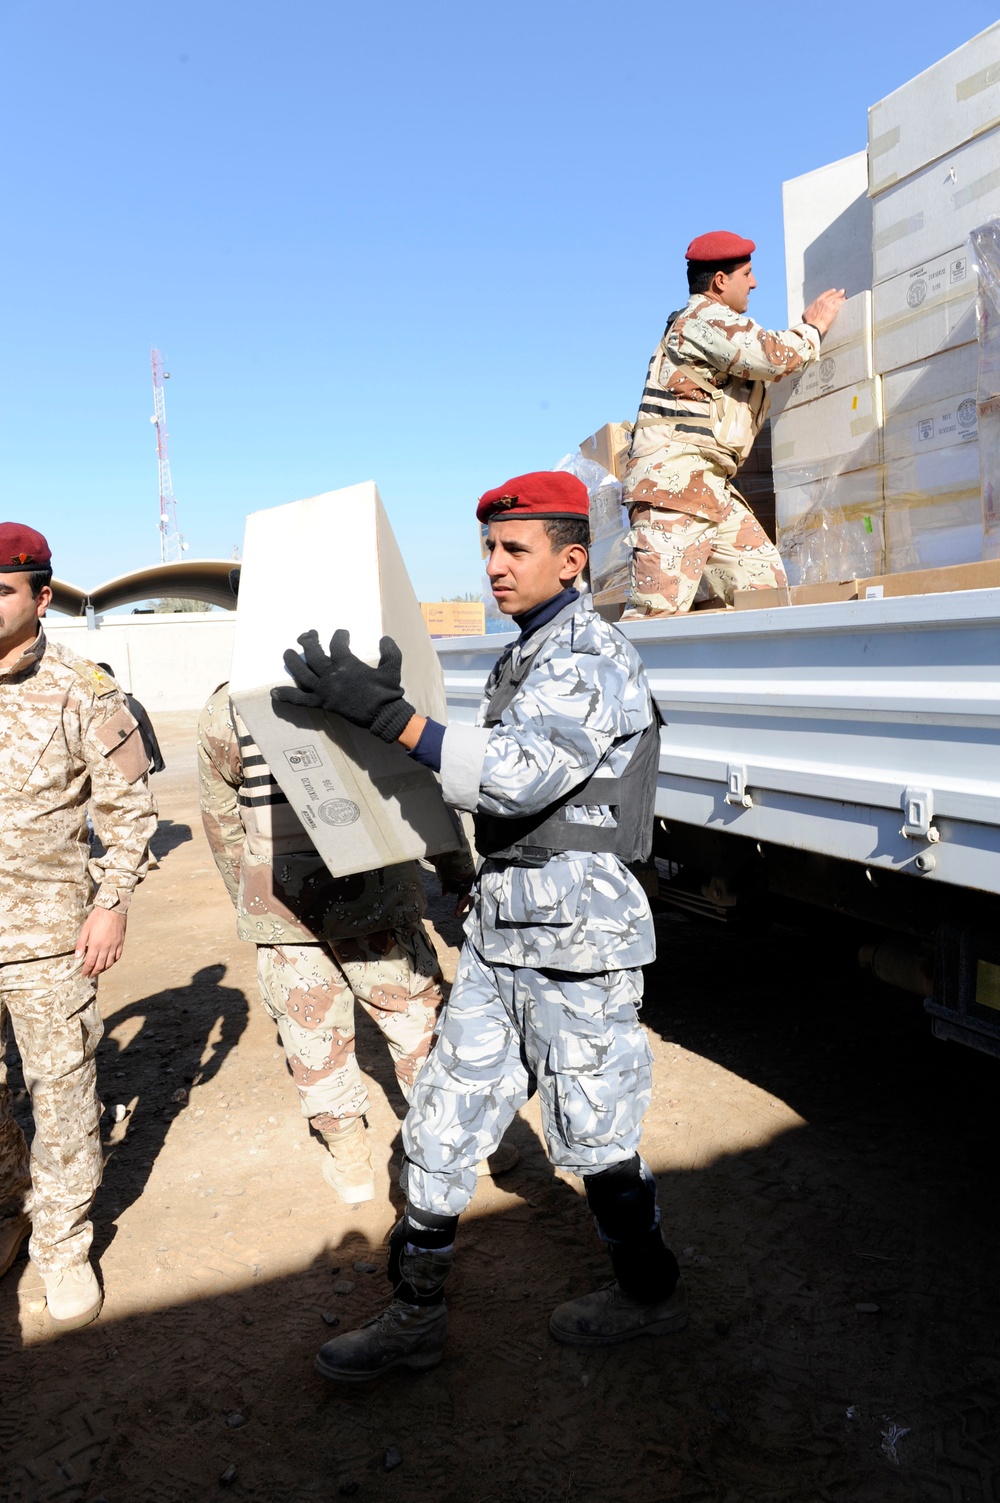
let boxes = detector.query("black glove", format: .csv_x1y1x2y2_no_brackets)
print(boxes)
271,628,415,743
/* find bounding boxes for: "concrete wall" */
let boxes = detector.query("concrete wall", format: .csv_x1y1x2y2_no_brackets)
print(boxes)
44,612,236,712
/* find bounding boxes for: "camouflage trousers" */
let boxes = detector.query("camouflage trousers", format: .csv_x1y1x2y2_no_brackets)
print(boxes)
256,923,444,1134
403,942,654,1218
624,458,786,616
0,952,104,1274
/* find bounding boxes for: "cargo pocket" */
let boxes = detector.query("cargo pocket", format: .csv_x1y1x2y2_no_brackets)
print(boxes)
547,1026,653,1150
496,862,586,927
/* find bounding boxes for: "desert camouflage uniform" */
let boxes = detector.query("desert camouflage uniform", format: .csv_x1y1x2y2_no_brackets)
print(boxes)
623,295,821,614
197,686,473,1132
403,593,657,1218
0,630,154,1273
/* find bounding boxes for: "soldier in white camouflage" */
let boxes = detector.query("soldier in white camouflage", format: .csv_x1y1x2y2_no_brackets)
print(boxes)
0,523,156,1329
623,230,845,616
274,470,686,1379
197,679,485,1204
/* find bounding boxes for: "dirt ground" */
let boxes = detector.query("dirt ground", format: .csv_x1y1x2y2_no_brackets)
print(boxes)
2,711,999,1503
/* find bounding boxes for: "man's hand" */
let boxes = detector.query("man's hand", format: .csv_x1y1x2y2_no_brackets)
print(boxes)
75,908,127,977
272,629,415,743
803,288,846,337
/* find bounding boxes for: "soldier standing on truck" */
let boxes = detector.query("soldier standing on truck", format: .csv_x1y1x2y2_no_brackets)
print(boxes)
0,523,155,1329
622,230,845,617
275,470,685,1381
198,661,513,1205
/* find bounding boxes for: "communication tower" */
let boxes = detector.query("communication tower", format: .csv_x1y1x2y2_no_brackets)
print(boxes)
150,348,187,563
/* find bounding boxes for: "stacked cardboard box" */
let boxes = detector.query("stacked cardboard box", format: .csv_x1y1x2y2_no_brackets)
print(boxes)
774,23,1000,581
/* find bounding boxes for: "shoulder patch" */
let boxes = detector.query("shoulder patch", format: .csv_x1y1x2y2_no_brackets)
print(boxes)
71,659,118,698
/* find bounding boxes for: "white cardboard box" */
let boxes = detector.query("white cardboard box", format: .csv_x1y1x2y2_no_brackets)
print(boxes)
771,378,882,485
230,482,464,878
981,393,1000,556
782,151,872,325
883,437,982,571
772,292,872,413
873,243,977,372
776,467,884,585
881,344,980,461
872,125,1000,283
868,22,1000,196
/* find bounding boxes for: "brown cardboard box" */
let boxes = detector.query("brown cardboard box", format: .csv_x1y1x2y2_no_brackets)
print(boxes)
733,580,860,611
858,559,1000,599
578,422,633,480
420,600,486,637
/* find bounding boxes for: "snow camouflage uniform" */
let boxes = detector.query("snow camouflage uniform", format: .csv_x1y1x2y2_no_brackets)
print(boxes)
0,630,154,1274
197,685,473,1133
623,295,821,614
402,592,661,1215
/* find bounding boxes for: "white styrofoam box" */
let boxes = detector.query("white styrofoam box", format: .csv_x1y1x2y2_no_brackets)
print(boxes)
977,392,1000,555
872,125,1000,282
873,244,977,372
868,22,1000,196
771,292,872,413
881,343,980,461
775,468,884,586
883,437,982,571
771,378,882,485
783,151,872,325
230,482,463,878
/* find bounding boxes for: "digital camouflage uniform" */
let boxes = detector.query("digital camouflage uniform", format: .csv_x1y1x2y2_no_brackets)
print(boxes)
0,631,154,1273
623,295,821,614
197,686,473,1133
403,594,658,1218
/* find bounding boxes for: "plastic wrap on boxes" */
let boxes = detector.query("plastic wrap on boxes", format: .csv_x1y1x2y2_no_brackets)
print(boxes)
587,528,631,597
975,394,1000,557
970,218,1000,399
885,495,984,572
776,468,884,585
553,452,626,539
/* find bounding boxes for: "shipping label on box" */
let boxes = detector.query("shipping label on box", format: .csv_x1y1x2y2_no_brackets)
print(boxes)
882,344,981,460
230,482,463,879
872,124,1000,282
873,245,977,372
771,378,883,485
420,600,486,638
868,22,1000,196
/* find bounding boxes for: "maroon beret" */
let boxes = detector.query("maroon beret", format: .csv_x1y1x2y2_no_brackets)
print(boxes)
0,522,51,572
685,231,756,263
477,470,590,525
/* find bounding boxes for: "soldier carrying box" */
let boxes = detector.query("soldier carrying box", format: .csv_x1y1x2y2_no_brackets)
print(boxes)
0,523,155,1329
622,231,845,617
275,470,686,1381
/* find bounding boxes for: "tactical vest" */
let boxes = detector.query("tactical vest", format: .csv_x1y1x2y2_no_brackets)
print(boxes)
472,602,660,869
633,318,770,465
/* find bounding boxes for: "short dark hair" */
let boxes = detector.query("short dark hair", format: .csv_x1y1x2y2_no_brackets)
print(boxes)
543,517,590,552
96,661,115,677
28,567,52,599
687,256,748,295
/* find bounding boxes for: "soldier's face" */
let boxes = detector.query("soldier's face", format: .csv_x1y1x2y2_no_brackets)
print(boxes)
0,571,50,661
486,520,587,615
716,260,756,313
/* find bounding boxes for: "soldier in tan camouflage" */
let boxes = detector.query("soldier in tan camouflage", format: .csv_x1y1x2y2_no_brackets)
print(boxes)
622,230,845,617
197,681,497,1204
0,523,155,1330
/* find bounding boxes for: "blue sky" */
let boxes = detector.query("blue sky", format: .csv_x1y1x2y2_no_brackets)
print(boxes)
2,2,998,604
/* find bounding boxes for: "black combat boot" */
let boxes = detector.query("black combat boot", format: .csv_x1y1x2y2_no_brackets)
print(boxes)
314,1208,457,1381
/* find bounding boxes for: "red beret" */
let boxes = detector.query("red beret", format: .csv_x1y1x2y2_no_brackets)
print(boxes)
685,231,755,263
0,522,51,572
477,471,590,525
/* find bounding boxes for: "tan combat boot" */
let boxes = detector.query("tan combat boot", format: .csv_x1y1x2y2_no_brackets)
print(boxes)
43,1260,103,1330
549,1276,688,1347
0,1214,31,1280
320,1119,375,1204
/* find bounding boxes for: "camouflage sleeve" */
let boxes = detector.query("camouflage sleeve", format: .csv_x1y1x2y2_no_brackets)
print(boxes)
474,629,651,819
679,307,820,382
83,690,157,911
196,688,245,907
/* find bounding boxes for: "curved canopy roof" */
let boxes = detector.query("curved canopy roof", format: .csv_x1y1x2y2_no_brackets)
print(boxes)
50,560,239,616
